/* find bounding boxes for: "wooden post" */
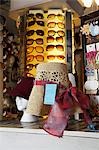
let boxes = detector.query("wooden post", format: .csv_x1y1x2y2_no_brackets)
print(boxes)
0,30,3,120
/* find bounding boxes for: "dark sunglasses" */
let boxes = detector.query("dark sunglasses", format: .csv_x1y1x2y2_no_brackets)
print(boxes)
26,54,44,62
47,22,65,29
26,46,44,54
27,13,44,19
26,38,43,45
26,63,38,71
27,20,44,27
26,30,44,36
48,30,65,37
47,14,64,21
46,45,64,51
47,36,63,43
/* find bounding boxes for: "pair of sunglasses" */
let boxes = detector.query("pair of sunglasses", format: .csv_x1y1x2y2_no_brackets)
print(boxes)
27,20,44,27
26,38,43,45
26,55,44,62
26,46,44,54
47,36,63,43
46,45,64,51
27,13,44,20
47,22,65,29
47,55,65,60
47,14,64,21
26,30,44,36
48,30,65,37
26,63,38,71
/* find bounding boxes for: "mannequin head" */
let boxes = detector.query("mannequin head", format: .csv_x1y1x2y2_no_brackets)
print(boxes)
15,96,28,111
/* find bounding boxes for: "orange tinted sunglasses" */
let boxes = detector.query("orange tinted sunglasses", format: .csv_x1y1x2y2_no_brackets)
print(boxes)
46,45,64,51
26,55,44,62
47,22,65,29
26,46,44,54
47,55,65,60
47,36,63,43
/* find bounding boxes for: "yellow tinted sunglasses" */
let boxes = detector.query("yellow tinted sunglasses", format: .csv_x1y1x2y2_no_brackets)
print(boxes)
47,14,64,21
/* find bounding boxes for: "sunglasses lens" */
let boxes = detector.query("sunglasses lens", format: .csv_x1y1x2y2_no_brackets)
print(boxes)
57,55,65,60
26,64,34,71
27,14,34,20
47,36,54,43
46,45,54,51
56,45,64,51
26,30,34,36
27,47,33,54
36,30,44,36
26,55,34,62
36,13,44,19
36,55,44,62
28,21,35,27
48,30,55,36
47,14,55,20
58,22,65,29
35,46,44,53
47,22,55,28
37,21,44,26
26,64,38,71
47,55,55,60
57,14,64,21
26,39,33,45
36,38,43,45
57,30,65,37
56,37,63,43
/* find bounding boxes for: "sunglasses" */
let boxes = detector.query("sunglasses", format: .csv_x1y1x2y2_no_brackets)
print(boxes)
26,46,44,54
26,63,38,71
26,55,44,62
27,13,44,20
47,36,63,43
47,22,65,29
48,30,65,37
47,14,64,21
26,30,44,36
27,20,44,27
26,38,43,45
46,45,64,51
47,55,65,60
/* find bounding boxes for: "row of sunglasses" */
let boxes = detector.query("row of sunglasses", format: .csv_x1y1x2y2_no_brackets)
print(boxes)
26,29,65,37
26,54,65,70
26,36,64,45
27,13,65,21
26,45,64,54
27,21,65,29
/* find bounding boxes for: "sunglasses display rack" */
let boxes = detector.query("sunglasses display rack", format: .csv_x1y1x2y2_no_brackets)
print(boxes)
45,9,66,64
26,10,45,77
25,9,66,77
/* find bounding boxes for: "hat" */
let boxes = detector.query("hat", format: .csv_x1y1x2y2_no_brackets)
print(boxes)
9,77,35,99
